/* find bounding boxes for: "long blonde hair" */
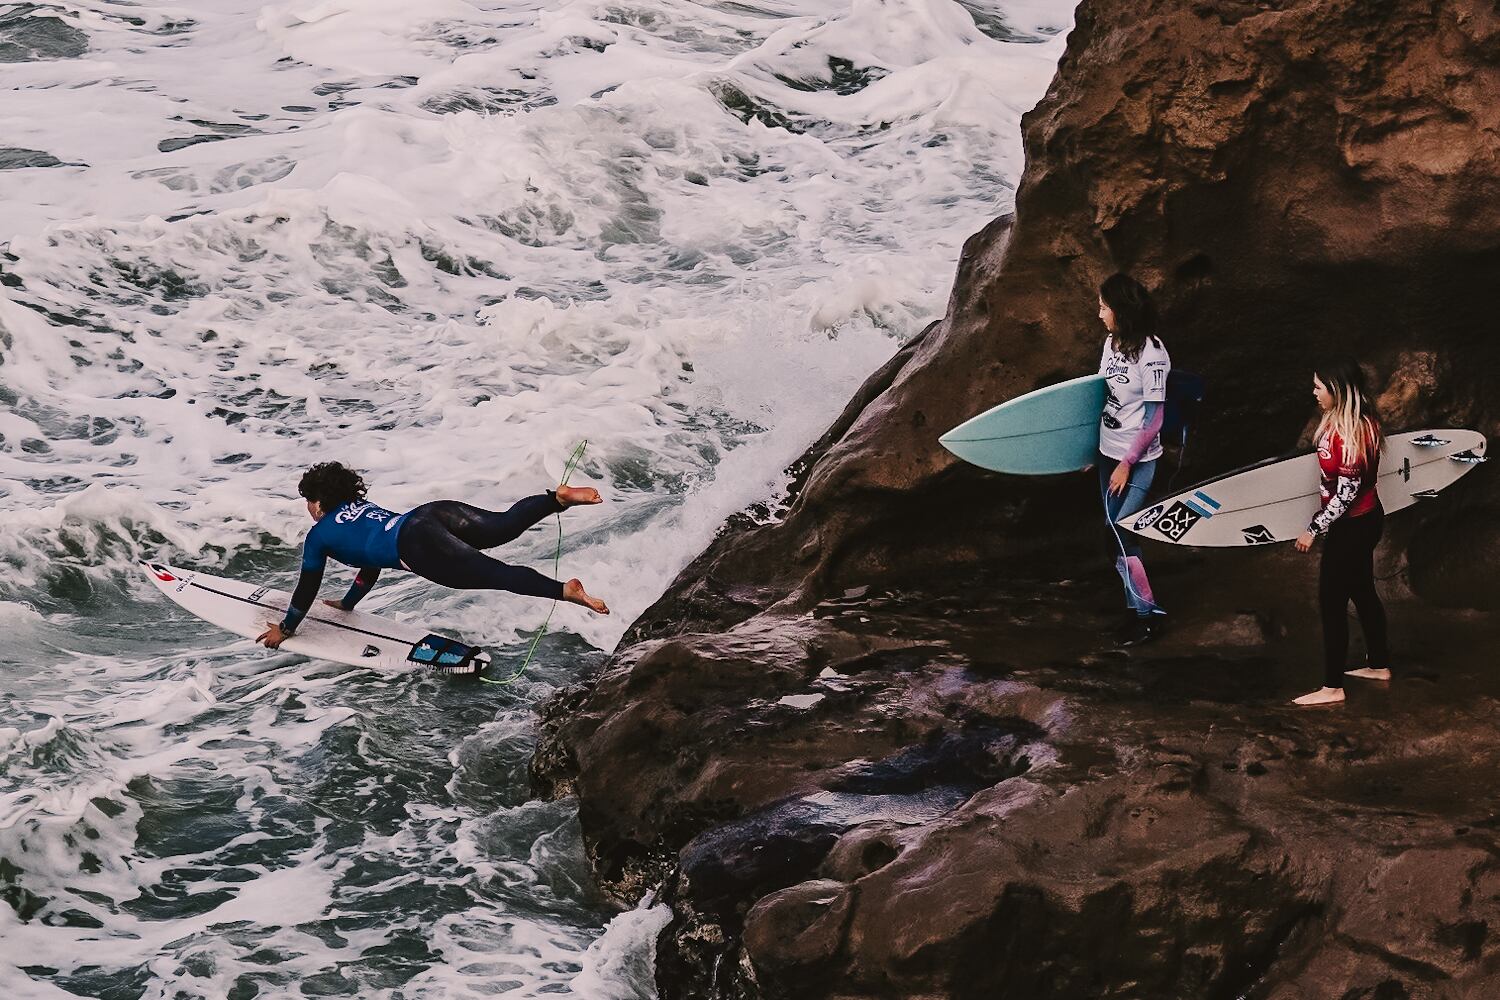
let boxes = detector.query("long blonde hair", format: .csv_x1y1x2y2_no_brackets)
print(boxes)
1314,359,1383,466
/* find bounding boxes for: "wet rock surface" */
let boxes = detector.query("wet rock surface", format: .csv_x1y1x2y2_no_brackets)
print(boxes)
538,571,1500,998
534,0,1500,996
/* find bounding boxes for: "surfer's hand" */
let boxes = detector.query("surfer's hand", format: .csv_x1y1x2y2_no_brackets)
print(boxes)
1108,463,1131,496
257,623,289,648
1295,531,1315,552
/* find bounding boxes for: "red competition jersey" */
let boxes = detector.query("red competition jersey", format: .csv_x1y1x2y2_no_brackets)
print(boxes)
1316,425,1380,520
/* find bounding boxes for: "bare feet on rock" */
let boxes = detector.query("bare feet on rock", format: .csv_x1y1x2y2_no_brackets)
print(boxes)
563,578,609,615
1293,686,1345,706
1344,667,1392,681
557,484,601,508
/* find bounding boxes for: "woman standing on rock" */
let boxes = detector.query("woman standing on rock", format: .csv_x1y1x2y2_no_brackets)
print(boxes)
1292,360,1390,706
1095,273,1170,646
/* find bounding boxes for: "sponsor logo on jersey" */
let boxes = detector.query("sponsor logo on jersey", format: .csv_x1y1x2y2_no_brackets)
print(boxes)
1153,501,1203,541
336,502,371,524
336,501,391,525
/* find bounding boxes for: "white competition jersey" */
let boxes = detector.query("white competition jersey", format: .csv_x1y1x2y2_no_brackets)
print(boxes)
1098,334,1170,462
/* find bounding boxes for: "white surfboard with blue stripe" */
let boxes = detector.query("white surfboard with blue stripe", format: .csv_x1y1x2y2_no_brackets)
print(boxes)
1119,429,1487,547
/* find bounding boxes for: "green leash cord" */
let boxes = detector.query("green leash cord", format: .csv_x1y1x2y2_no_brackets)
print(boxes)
480,440,589,686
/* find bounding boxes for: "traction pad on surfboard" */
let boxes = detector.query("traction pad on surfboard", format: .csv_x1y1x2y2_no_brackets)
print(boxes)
407,634,483,675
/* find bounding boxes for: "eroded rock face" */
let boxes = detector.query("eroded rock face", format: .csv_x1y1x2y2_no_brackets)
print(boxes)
534,0,1500,996
632,0,1500,633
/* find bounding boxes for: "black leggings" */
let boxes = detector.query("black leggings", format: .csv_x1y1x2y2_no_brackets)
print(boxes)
1319,506,1389,688
397,494,565,600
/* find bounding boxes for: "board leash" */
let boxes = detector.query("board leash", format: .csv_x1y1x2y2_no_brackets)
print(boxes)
480,439,589,686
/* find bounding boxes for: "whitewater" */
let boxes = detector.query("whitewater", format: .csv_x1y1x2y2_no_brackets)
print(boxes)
0,0,1071,995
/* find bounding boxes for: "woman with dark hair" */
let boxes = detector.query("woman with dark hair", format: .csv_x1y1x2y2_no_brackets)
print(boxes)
1292,360,1389,706
1096,273,1170,646
256,462,608,649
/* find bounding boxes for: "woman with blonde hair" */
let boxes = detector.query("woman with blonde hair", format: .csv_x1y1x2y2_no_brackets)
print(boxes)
1293,359,1389,706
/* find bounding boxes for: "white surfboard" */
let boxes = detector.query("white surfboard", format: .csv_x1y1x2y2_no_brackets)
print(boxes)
139,560,491,674
1120,429,1487,546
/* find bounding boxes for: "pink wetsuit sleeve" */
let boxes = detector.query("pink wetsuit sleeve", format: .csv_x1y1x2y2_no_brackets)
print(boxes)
1121,401,1164,466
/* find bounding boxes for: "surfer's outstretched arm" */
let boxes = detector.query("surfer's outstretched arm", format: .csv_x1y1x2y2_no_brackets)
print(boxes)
259,532,330,648
258,563,324,648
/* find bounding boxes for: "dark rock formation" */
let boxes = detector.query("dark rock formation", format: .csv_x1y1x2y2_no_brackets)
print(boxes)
631,0,1500,632
533,0,1500,997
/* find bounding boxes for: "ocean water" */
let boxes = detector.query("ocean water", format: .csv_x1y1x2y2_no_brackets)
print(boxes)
0,0,1071,996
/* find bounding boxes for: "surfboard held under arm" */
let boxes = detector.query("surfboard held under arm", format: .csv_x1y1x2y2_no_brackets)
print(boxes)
139,560,491,674
1118,429,1487,546
939,374,1109,475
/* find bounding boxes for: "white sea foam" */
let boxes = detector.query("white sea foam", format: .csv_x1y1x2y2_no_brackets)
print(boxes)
1,0,1073,993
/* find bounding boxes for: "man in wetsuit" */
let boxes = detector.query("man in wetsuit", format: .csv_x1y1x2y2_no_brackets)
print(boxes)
256,462,608,648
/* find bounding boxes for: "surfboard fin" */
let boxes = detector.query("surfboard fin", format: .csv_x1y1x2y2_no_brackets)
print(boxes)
407,634,484,675
1450,449,1488,464
1410,434,1451,447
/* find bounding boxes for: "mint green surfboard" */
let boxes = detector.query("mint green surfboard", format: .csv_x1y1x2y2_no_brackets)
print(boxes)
939,374,1107,475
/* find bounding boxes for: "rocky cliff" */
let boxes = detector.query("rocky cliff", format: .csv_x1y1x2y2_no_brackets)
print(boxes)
534,1,1500,996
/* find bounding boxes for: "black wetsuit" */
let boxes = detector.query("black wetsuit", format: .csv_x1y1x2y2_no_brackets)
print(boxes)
1319,507,1389,687
280,493,565,634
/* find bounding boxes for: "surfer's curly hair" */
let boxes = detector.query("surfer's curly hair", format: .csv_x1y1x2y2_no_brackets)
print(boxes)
298,462,369,512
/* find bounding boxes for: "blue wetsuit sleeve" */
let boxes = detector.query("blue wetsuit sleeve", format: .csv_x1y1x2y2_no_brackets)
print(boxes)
281,532,328,634
340,568,381,611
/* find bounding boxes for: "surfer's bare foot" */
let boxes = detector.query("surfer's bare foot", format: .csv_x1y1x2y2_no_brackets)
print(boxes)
1293,686,1345,706
1344,667,1392,681
557,485,601,508
563,578,609,614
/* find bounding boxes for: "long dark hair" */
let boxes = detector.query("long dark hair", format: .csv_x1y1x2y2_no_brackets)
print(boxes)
1313,359,1383,466
1100,273,1161,362
298,462,368,511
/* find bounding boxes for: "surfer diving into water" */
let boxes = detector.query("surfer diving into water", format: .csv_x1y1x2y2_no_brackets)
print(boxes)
1095,273,1171,646
256,462,609,649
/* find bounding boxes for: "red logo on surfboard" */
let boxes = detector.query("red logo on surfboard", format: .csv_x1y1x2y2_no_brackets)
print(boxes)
150,564,176,582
